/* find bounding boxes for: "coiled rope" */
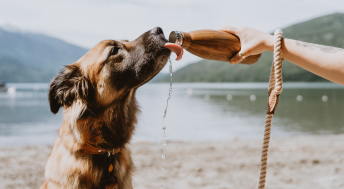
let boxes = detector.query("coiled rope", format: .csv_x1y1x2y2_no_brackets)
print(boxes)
257,29,284,189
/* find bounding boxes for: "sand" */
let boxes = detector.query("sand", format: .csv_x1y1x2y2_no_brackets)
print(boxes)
1,135,344,189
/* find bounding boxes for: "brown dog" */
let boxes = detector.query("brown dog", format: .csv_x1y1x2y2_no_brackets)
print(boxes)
41,27,171,189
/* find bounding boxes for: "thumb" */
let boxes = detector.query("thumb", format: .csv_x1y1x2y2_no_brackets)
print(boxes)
220,26,239,35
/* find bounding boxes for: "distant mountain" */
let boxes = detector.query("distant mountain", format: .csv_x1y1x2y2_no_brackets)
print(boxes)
157,13,344,82
0,27,87,82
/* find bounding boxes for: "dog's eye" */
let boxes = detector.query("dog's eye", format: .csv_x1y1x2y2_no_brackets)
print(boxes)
109,46,120,56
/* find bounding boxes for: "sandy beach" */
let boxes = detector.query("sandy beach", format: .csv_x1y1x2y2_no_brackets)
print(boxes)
0,135,343,189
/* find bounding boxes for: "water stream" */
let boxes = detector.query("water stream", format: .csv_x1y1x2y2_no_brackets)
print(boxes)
159,59,174,188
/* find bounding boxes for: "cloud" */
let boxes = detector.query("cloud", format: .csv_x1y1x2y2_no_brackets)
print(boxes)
0,0,343,70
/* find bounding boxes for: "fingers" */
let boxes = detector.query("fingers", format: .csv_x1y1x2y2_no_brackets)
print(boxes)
230,53,245,64
229,47,249,64
230,54,242,64
239,47,253,57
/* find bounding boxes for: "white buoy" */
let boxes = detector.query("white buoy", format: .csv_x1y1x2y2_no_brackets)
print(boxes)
226,94,232,101
249,94,256,102
321,95,328,102
186,88,193,96
296,95,303,102
7,87,16,97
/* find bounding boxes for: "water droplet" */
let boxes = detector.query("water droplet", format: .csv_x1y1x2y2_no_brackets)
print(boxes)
296,95,303,102
249,94,256,101
321,95,328,102
226,94,232,101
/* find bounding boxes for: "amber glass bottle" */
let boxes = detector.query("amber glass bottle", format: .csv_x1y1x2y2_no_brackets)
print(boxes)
168,30,261,64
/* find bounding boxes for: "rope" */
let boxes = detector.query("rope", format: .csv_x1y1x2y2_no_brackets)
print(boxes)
257,29,284,189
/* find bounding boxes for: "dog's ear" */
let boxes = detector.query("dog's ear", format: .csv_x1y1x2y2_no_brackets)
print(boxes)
49,65,92,114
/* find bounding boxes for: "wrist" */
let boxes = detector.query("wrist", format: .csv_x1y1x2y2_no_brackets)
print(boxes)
263,35,274,52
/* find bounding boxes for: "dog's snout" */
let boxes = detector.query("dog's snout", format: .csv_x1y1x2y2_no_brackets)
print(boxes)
151,27,163,35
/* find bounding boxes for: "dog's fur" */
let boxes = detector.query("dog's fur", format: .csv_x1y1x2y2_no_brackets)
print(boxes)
41,27,170,189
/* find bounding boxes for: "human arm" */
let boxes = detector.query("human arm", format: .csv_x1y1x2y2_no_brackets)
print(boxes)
222,27,344,85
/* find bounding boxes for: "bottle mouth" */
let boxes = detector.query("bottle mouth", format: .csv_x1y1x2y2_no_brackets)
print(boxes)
168,31,184,45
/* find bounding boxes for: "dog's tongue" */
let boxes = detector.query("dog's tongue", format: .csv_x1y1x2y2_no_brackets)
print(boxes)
164,43,183,61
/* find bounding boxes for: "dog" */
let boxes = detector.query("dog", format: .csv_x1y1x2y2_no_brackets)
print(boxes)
41,27,171,189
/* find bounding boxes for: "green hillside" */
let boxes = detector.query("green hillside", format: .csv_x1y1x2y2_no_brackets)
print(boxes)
157,13,344,82
0,27,87,82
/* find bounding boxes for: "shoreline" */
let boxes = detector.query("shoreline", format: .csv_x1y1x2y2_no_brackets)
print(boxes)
1,134,343,189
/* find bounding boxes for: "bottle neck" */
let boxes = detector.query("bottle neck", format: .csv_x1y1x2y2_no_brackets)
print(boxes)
173,31,184,46
168,31,191,49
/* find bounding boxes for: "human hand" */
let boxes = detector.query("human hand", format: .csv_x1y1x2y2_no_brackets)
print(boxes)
221,27,274,64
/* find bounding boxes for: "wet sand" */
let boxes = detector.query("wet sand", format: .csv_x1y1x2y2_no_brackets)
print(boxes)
1,135,344,189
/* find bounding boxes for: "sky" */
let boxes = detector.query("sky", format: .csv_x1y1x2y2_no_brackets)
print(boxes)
0,0,344,70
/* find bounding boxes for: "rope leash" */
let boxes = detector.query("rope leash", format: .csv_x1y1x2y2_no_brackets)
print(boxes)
257,29,284,189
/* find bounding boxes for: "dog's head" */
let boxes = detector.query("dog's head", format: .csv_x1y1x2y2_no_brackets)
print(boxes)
49,27,170,115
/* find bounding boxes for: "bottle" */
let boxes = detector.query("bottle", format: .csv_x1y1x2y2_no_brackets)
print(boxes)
168,30,261,64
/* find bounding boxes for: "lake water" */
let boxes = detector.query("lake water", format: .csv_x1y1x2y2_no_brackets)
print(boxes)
0,82,343,146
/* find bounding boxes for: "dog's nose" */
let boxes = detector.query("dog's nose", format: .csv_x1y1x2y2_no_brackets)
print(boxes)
151,27,164,35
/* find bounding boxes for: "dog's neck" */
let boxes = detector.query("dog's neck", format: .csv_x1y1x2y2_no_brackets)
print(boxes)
60,90,138,154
